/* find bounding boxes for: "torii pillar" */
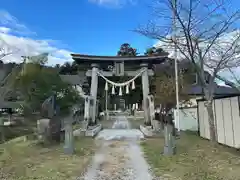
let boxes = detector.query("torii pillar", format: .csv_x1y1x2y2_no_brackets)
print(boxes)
141,63,150,125
90,63,99,124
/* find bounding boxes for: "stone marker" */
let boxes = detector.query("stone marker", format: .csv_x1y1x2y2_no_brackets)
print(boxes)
163,116,176,156
63,118,74,154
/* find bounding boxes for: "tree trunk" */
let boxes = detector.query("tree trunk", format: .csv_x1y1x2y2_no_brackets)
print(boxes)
205,100,217,142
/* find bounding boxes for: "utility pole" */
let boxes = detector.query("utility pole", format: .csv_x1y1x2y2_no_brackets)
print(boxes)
164,0,178,156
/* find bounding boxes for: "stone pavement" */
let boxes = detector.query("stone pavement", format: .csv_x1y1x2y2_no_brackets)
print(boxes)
78,115,159,180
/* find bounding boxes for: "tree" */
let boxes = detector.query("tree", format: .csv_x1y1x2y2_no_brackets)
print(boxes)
0,63,22,103
9,54,82,148
153,60,192,114
0,47,13,60
144,47,165,56
0,38,20,99
11,54,80,115
55,64,60,69
59,61,79,75
117,43,139,56
136,0,240,142
0,38,19,60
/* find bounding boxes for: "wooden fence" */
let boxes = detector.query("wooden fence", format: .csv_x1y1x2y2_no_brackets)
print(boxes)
198,96,240,148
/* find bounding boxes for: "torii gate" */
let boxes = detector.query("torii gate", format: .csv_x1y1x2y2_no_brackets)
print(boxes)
71,54,168,126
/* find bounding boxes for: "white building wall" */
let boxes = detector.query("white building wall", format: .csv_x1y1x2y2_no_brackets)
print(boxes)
174,107,198,131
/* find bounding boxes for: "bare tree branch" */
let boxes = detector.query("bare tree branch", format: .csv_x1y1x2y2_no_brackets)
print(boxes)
0,37,19,61
136,0,240,142
0,48,13,60
228,68,240,86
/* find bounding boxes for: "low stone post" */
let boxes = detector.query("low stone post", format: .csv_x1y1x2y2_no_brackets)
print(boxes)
163,115,176,156
105,111,109,121
63,118,74,154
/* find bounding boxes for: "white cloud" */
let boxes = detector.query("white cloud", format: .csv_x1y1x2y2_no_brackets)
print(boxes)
88,0,137,7
0,27,11,34
0,10,35,36
0,10,73,66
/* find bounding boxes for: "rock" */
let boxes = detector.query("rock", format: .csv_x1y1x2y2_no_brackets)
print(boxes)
37,118,61,144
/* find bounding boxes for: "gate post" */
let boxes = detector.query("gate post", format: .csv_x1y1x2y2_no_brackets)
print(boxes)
90,63,99,125
141,63,150,125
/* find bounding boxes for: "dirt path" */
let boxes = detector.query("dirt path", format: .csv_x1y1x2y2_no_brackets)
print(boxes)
78,116,158,180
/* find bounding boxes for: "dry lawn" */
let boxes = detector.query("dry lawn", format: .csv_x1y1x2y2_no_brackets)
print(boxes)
98,141,129,178
141,132,240,180
0,136,96,180
128,118,144,129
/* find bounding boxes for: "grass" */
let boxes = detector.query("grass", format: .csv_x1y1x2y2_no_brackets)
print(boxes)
141,132,240,180
128,117,144,129
0,136,96,180
1,115,39,143
72,123,84,130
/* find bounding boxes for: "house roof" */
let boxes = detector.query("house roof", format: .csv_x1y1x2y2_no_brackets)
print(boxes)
154,59,194,72
0,70,6,82
71,54,168,65
154,60,239,96
60,74,87,85
0,69,10,85
187,84,240,96
0,100,23,109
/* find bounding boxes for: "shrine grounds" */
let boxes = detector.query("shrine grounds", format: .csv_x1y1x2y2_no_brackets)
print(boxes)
1,118,240,180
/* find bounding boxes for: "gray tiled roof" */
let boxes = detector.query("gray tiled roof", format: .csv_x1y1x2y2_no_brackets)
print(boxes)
187,84,240,96
0,100,23,109
0,70,6,82
60,73,87,85
0,69,9,84
154,59,193,72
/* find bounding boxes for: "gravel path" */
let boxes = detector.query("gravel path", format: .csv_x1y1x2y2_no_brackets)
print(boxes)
77,115,159,180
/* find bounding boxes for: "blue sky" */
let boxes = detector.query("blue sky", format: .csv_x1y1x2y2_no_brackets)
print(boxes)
1,0,157,65
1,0,240,66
